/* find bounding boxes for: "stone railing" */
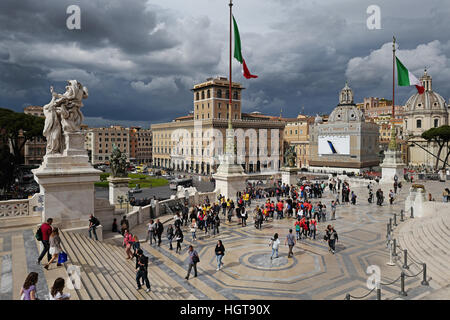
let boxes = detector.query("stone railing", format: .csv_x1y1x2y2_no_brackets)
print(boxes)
0,193,42,219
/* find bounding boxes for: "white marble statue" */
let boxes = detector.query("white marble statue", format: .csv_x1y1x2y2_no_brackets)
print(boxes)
42,80,88,154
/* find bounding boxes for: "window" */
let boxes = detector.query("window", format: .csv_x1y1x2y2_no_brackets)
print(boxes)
207,90,210,99
218,103,221,109
217,89,222,98
416,119,422,128
202,104,204,109
196,92,199,100
233,91,238,100
201,91,205,99
218,112,221,119
225,90,229,99
234,104,237,110
207,113,210,119
235,114,237,119
434,119,439,127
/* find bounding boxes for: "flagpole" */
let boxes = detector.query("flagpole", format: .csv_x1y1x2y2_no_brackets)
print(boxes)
389,36,397,151
228,0,233,130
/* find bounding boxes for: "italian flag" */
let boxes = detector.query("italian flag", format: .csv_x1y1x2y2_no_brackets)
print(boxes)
233,16,258,79
396,57,424,94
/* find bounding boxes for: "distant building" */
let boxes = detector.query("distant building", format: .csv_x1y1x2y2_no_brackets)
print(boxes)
23,106,46,165
309,82,380,173
86,126,130,165
129,127,152,165
283,114,316,168
151,76,285,174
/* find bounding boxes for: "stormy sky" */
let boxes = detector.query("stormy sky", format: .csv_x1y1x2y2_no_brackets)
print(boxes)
0,0,449,128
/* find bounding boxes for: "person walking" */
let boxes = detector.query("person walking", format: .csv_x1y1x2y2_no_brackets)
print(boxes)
185,245,199,280
88,214,100,240
174,226,184,254
44,228,62,270
123,230,134,260
20,272,38,300
120,216,129,236
135,249,151,293
146,219,156,245
190,219,197,241
325,225,339,254
155,219,164,247
215,240,225,271
330,201,337,220
37,218,53,265
294,218,302,240
285,229,296,258
309,218,317,240
269,233,280,260
389,190,395,205
49,278,70,300
213,214,220,236
167,224,174,250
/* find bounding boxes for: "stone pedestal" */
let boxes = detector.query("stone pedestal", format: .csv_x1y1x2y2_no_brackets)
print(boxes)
107,176,131,206
213,153,247,200
281,167,299,186
33,132,101,229
380,149,405,184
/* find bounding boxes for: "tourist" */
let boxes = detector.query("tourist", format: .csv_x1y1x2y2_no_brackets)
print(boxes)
269,233,280,259
213,213,221,236
49,278,70,300
167,224,174,250
185,245,199,280
44,228,62,270
146,219,156,245
37,218,53,265
135,249,151,293
351,191,357,205
241,206,247,226
294,218,302,240
120,216,129,235
155,219,164,247
132,235,140,255
324,225,339,254
309,218,317,240
112,218,118,233
285,229,296,258
215,240,225,271
331,201,337,220
88,214,100,241
123,230,134,260
376,189,384,206
389,190,395,205
190,219,197,241
20,272,38,300
174,226,184,254
443,188,450,203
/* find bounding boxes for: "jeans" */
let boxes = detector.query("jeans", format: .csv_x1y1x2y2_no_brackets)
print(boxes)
329,239,336,251
136,270,150,289
271,247,278,259
288,245,294,257
309,229,316,239
147,231,155,245
186,263,197,279
88,226,98,240
191,231,196,240
216,254,224,269
38,240,51,263
296,230,301,240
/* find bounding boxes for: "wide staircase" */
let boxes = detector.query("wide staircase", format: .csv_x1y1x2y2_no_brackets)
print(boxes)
60,231,196,300
396,209,450,290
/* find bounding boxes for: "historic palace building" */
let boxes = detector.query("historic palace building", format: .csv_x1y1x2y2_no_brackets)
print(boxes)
151,77,286,175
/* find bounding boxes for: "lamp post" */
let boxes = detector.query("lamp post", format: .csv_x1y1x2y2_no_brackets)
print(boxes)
117,195,124,209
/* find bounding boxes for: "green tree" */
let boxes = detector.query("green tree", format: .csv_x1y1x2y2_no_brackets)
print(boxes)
421,125,450,170
0,107,45,164
0,145,15,193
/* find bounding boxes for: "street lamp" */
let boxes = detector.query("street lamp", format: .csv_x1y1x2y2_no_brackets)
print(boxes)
117,195,124,209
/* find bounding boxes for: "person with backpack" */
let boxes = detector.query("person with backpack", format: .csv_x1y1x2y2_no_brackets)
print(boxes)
174,226,184,254
324,225,339,254
88,214,100,241
166,224,174,250
285,229,296,258
185,245,199,280
294,218,302,240
37,218,53,265
135,249,151,293
269,233,280,260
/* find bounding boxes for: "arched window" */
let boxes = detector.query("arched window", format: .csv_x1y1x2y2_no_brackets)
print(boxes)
233,91,238,99
207,90,210,99
416,119,422,128
196,92,199,100
225,90,229,99
434,119,439,128
217,89,222,98
201,91,205,99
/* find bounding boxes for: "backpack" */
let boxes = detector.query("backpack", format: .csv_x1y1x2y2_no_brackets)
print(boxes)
295,224,300,231
92,217,100,227
35,225,43,241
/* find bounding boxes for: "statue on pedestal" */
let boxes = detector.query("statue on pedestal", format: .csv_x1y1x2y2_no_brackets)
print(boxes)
42,80,88,155
110,145,128,178
284,145,297,168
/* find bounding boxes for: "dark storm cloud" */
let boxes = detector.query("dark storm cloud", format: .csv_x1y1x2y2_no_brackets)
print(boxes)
0,0,449,126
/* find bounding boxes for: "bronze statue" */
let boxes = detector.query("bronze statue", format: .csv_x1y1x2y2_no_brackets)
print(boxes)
284,145,297,167
110,145,128,177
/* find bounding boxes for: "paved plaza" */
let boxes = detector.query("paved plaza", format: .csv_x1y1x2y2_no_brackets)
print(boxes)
1,179,448,300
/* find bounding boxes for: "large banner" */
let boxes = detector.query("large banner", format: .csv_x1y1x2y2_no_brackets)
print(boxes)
318,135,350,155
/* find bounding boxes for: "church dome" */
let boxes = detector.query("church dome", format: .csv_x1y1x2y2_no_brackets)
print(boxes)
404,70,447,113
328,81,365,123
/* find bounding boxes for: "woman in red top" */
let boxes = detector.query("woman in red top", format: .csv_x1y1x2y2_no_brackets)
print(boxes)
123,230,134,260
